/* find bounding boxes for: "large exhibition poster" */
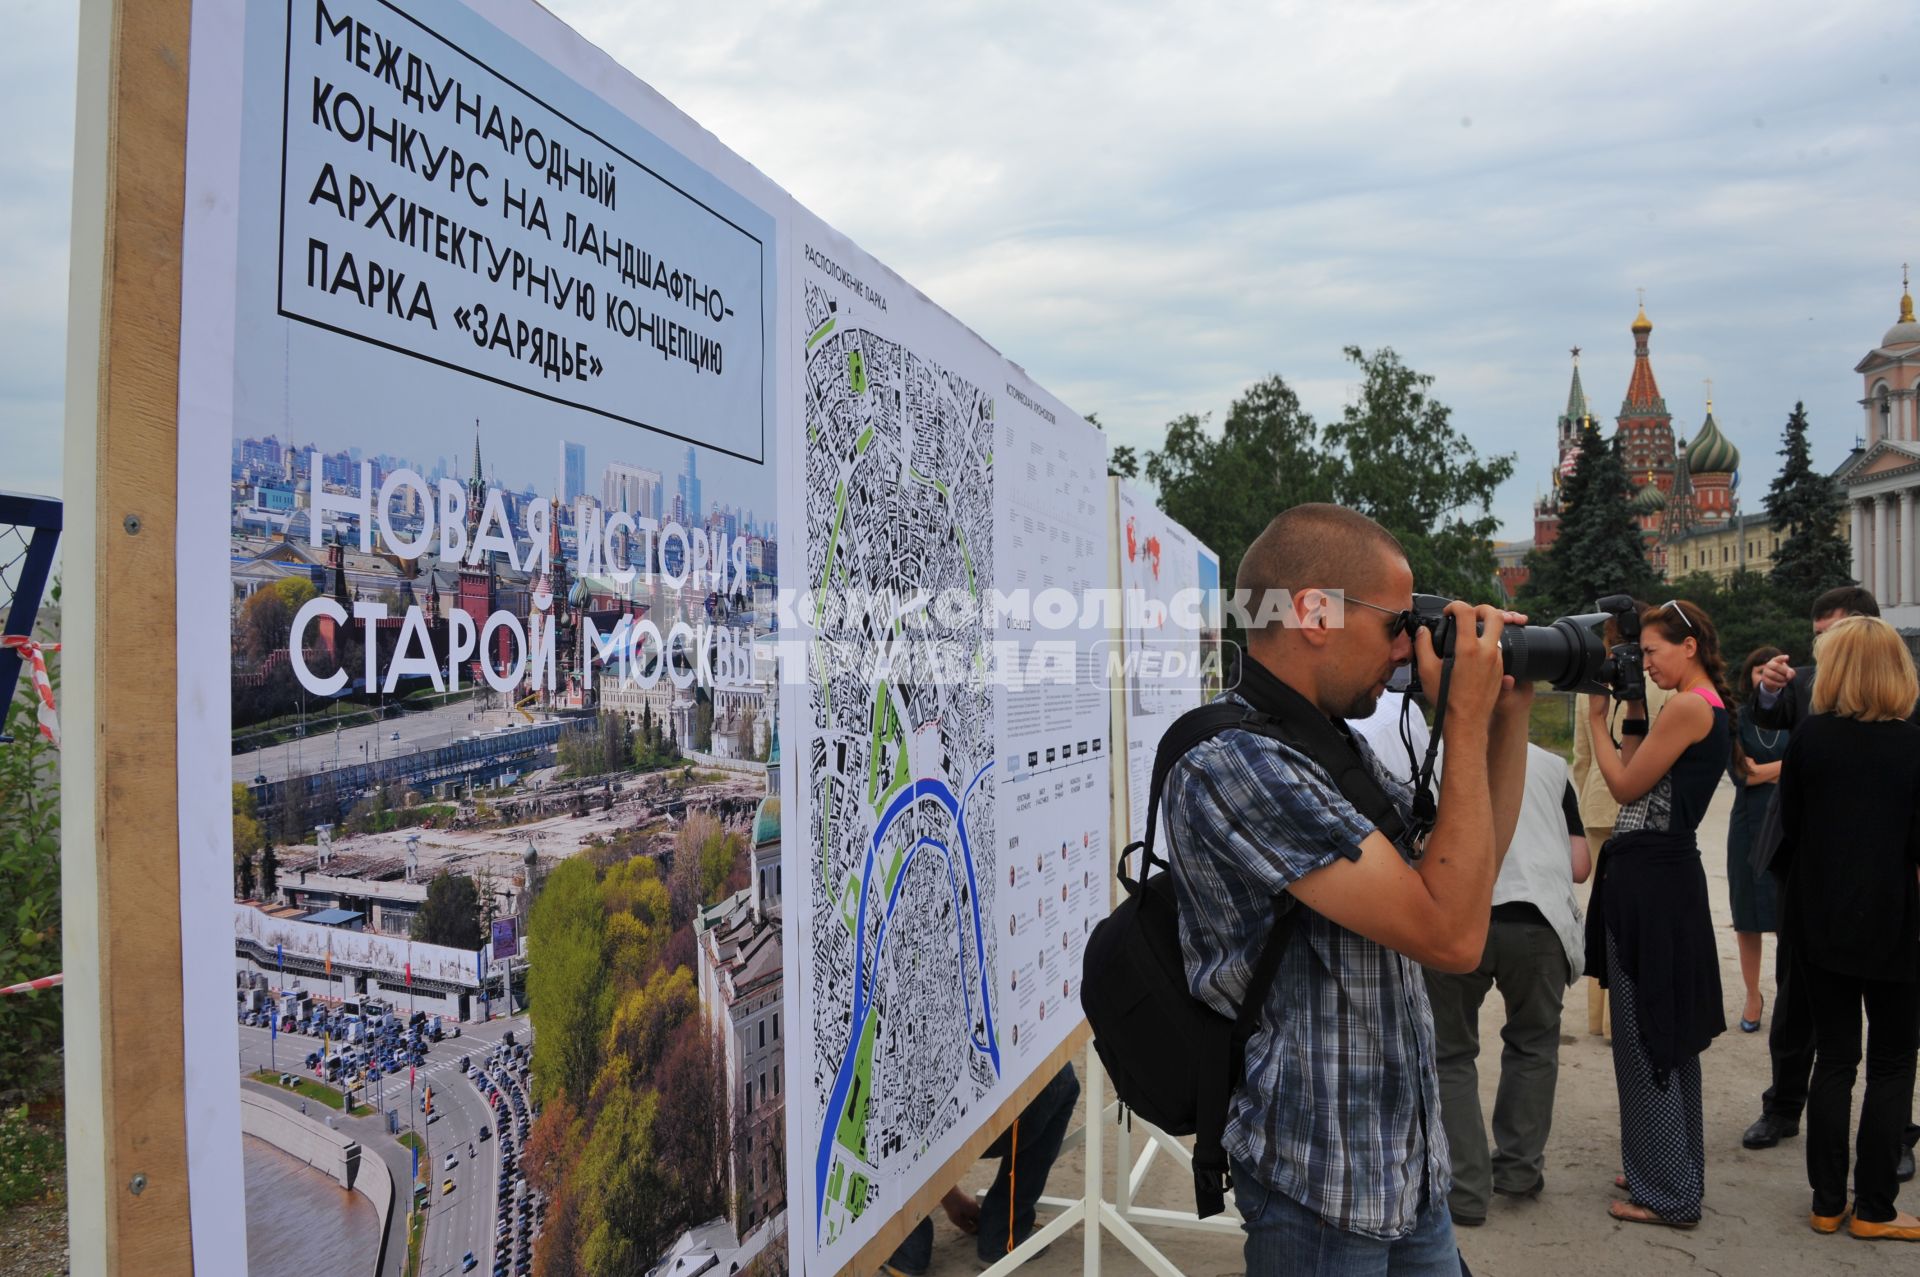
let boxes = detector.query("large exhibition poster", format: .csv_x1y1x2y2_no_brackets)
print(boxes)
1113,482,1213,845
176,1,793,1273
788,218,1111,1274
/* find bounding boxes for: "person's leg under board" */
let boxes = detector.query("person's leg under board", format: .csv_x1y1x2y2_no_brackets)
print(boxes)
975,1063,1080,1263
879,1217,935,1277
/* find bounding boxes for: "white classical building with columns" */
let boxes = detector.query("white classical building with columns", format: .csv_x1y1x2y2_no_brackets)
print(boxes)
1840,279,1920,628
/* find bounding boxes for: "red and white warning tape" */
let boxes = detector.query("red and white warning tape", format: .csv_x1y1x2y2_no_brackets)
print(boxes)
0,635,60,748
0,973,62,996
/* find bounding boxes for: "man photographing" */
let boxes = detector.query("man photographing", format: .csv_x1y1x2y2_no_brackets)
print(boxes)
1164,504,1533,1274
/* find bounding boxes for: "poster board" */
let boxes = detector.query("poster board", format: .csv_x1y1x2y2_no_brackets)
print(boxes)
1112,480,1220,847
59,1,1117,1274
785,216,1111,1276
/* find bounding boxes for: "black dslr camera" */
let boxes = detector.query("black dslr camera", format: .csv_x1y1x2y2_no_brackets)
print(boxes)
1400,592,1644,699
1591,594,1645,703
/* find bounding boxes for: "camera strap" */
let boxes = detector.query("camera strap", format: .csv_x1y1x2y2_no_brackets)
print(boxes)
1405,656,1452,851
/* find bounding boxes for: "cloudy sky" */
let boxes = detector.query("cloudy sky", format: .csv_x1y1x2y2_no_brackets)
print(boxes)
7,0,1917,542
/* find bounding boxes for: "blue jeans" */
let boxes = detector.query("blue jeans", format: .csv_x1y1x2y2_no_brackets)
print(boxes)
886,1065,1081,1272
1232,1159,1461,1277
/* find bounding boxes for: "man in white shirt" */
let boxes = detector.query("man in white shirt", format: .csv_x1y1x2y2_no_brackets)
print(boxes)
1347,681,1432,788
1422,743,1591,1226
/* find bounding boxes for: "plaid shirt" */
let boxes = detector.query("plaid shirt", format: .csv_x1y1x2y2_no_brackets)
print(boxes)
1164,692,1449,1240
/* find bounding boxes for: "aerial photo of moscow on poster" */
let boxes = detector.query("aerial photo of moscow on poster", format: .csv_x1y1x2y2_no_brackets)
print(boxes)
216,2,790,1274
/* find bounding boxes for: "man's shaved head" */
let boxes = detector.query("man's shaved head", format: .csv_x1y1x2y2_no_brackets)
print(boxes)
1236,504,1408,640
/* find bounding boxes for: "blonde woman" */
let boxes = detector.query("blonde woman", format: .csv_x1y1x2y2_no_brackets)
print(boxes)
1775,616,1920,1240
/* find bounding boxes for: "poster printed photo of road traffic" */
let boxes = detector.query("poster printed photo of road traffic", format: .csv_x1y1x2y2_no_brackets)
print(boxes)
183,1,790,1274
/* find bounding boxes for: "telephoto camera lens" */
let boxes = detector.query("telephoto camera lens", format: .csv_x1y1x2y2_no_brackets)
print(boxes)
1409,594,1613,694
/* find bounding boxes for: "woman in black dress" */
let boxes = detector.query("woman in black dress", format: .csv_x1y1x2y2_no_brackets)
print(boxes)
1583,599,1731,1228
1775,615,1920,1240
1727,645,1787,1031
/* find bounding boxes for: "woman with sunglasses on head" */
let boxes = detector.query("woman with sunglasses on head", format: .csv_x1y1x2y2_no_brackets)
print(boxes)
1583,598,1731,1229
1571,607,1675,1039
1773,616,1920,1240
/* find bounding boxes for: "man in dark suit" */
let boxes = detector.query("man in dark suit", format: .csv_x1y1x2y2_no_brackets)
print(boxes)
1743,586,1920,1183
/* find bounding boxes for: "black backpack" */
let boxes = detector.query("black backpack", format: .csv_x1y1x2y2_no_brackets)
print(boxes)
1079,689,1410,1218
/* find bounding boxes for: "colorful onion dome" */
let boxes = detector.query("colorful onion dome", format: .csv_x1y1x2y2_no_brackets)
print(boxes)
1686,410,1739,475
753,796,780,846
1631,482,1666,513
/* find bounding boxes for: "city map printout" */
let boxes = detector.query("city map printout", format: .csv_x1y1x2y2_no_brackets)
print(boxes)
788,226,1110,1274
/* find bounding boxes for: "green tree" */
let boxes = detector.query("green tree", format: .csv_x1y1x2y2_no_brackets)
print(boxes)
238,575,318,664
559,713,636,777
528,857,610,1106
1766,401,1852,614
600,857,674,988
233,783,263,898
575,1083,669,1274
1145,376,1338,614
260,843,280,898
1146,351,1513,626
601,965,698,1083
734,703,759,760
1665,570,1813,668
630,700,681,771
694,689,714,753
1325,346,1516,598
669,810,734,922
1521,419,1658,617
1087,411,1140,479
649,1022,731,1239
0,606,62,1103
411,871,484,948
232,782,263,854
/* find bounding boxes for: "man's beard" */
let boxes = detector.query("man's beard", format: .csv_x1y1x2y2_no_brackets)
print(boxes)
1339,683,1385,721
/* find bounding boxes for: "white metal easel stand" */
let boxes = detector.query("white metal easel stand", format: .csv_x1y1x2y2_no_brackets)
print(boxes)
976,1041,1241,1277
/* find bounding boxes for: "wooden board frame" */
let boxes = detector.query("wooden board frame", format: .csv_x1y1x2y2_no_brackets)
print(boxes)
62,0,195,1274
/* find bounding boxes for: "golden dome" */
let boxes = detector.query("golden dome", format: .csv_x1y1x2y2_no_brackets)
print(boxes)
1631,307,1653,335
1887,283,1920,350
1884,266,1920,349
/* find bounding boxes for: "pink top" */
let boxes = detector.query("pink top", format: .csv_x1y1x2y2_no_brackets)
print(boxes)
1689,685,1725,709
